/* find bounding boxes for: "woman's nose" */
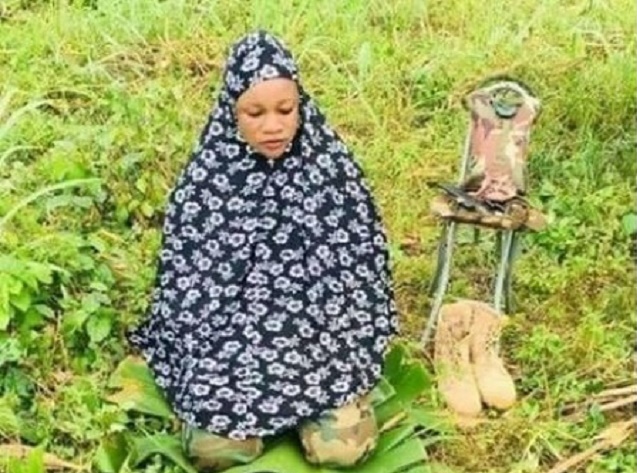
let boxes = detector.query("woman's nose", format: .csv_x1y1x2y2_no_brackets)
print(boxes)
262,114,284,134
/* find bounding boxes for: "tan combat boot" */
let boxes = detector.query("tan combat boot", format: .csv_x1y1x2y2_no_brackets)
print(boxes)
434,302,483,418
466,301,517,410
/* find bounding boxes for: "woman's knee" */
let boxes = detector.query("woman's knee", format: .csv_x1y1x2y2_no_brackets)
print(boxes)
299,396,379,468
181,424,263,473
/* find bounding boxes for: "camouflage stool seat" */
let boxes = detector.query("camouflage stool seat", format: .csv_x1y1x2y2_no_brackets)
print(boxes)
429,194,546,232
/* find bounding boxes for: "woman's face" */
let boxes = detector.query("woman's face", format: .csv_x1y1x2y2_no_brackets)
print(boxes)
236,78,300,159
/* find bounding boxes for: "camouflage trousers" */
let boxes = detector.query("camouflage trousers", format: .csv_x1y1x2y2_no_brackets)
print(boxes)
182,396,378,472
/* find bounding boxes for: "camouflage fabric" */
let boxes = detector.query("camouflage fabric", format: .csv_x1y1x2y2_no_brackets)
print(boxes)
181,395,378,472
299,395,378,468
428,80,545,230
462,82,541,202
429,193,534,231
181,424,264,472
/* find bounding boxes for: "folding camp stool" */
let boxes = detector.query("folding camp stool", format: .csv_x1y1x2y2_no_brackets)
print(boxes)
421,78,546,346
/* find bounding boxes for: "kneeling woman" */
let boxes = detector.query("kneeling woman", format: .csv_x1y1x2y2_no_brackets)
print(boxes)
127,30,399,472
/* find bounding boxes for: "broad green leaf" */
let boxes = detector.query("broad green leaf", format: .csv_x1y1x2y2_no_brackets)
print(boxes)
375,422,417,455
25,262,53,285
0,307,14,332
224,437,318,473
391,362,432,405
369,376,395,407
409,407,454,434
420,434,455,450
90,281,110,292
362,436,428,473
10,289,31,313
135,177,147,193
0,257,19,273
87,313,112,344
140,201,155,217
21,308,46,330
383,343,407,383
75,254,97,271
64,309,90,332
0,257,53,291
94,433,129,473
225,425,429,473
403,467,435,473
105,356,174,419
0,274,12,295
0,338,23,367
7,276,22,295
45,153,91,181
375,396,405,427
34,304,55,320
14,272,38,291
81,293,106,314
377,346,435,430
130,434,197,473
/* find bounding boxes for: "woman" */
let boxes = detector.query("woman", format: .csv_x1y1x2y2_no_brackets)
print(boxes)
127,30,399,471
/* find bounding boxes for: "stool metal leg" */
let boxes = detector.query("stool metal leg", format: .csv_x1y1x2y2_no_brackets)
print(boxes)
421,220,457,345
492,229,521,314
422,125,472,346
502,231,520,314
493,229,514,314
428,221,452,297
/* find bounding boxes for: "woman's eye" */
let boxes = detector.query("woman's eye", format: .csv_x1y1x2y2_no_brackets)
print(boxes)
279,108,294,115
247,111,263,118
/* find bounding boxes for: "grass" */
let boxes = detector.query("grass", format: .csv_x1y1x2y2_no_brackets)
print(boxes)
0,0,635,472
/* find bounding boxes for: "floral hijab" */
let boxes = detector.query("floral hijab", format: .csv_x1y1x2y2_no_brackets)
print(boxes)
128,30,398,440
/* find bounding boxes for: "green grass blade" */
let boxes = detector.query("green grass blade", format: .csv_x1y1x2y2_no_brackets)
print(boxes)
0,178,101,232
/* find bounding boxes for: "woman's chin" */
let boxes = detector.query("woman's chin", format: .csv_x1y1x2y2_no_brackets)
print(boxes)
259,149,285,160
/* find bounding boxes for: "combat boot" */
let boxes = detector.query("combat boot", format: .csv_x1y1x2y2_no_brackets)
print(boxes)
434,302,483,417
467,301,517,410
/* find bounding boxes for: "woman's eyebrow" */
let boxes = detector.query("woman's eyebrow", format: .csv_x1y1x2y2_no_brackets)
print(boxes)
276,97,298,106
238,96,297,110
240,103,265,111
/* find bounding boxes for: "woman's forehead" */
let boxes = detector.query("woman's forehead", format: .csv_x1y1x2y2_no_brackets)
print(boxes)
237,78,299,107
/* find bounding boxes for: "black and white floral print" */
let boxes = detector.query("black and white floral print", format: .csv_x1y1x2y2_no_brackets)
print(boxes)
127,30,399,440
